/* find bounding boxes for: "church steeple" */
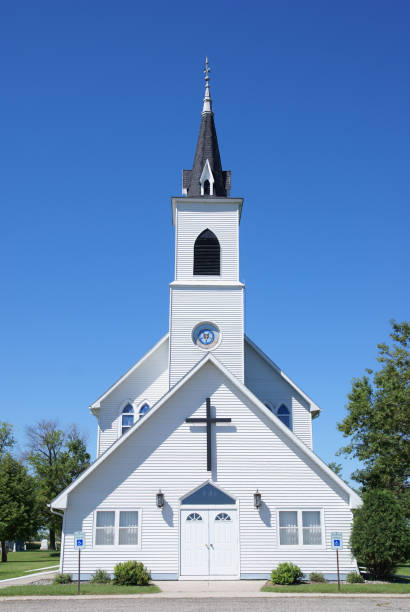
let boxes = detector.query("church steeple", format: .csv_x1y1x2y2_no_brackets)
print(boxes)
182,58,231,198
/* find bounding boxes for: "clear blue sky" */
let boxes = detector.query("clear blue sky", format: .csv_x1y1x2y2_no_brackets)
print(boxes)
1,0,409,484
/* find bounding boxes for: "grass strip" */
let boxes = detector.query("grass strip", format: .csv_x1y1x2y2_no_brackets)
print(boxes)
0,583,161,596
261,582,410,594
0,551,61,581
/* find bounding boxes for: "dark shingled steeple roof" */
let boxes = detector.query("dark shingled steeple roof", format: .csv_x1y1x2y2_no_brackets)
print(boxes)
183,59,231,198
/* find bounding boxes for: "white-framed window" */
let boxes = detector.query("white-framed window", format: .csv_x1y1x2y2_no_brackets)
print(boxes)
121,403,134,435
278,509,324,547
276,403,291,429
94,509,141,547
138,402,150,419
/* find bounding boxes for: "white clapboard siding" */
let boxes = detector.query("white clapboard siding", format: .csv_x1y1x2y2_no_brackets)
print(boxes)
244,340,313,449
169,286,244,386
98,337,169,455
62,361,356,578
175,202,239,282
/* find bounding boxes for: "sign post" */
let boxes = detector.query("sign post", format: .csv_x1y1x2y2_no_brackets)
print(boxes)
73,532,85,595
331,532,343,592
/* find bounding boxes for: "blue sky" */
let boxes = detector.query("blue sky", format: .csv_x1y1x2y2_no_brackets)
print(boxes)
1,0,409,484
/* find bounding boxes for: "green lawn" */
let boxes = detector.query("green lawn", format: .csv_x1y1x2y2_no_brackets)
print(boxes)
0,551,60,581
396,563,410,576
261,582,410,594
0,584,160,596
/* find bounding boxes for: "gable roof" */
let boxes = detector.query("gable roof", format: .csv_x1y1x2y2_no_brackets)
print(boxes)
51,352,360,510
245,335,321,416
89,333,169,415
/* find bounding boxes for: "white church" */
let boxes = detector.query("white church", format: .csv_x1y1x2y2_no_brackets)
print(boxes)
51,61,361,581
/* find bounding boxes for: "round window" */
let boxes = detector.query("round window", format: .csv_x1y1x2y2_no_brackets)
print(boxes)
192,323,220,349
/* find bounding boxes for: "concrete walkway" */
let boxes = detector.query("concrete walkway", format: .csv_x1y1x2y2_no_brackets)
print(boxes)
0,570,58,589
156,580,265,597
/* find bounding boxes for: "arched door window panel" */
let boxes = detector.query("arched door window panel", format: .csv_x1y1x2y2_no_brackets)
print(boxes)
215,512,231,521
181,483,235,505
277,404,291,429
186,512,203,521
121,404,134,435
193,229,220,275
139,403,150,419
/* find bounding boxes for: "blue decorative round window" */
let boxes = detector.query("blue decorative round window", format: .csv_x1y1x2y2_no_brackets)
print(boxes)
192,323,220,349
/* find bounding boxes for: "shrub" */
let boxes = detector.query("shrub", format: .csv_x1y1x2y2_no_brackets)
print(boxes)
25,542,41,550
271,562,304,585
346,572,364,583
350,489,410,579
53,573,72,584
309,572,326,583
91,569,111,584
113,561,151,586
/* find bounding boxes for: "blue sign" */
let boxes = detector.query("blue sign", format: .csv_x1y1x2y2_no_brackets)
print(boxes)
331,531,343,550
73,531,86,550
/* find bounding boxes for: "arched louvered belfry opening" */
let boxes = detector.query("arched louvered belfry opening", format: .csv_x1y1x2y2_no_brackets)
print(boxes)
193,229,220,275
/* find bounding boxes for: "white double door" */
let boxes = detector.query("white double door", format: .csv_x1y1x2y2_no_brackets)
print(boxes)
180,509,239,578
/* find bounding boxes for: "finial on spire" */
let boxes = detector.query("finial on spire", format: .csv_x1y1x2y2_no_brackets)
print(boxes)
202,57,212,114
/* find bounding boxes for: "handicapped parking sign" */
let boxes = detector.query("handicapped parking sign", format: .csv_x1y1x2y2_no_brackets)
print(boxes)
331,532,343,550
74,531,86,549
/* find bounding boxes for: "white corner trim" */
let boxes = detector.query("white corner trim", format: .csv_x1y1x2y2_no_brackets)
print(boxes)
89,333,169,414
52,352,361,511
244,335,321,414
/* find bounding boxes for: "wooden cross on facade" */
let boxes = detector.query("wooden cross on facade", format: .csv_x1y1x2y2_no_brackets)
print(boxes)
186,397,231,471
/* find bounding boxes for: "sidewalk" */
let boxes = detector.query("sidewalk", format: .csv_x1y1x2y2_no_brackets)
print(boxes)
0,571,58,589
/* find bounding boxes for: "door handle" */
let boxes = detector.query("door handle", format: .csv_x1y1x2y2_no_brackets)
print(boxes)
210,543,214,549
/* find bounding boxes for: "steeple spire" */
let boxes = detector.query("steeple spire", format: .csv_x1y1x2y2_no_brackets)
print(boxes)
202,57,212,114
182,59,231,197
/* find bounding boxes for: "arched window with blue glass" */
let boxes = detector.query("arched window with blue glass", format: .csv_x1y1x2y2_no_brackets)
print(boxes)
121,404,134,435
277,403,291,429
139,403,150,419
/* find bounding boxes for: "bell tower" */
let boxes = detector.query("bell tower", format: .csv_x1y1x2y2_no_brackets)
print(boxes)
169,59,244,387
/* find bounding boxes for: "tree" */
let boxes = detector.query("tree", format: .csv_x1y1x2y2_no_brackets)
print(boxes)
350,489,410,579
327,462,343,476
26,421,90,550
337,320,410,513
0,422,15,458
0,454,41,562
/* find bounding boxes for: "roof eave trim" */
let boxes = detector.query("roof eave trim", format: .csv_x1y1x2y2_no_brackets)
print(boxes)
52,352,360,511
171,196,243,226
51,352,214,509
89,333,169,413
244,335,321,414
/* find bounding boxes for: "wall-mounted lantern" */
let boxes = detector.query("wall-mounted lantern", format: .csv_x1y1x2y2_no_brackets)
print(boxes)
254,490,262,509
156,490,165,509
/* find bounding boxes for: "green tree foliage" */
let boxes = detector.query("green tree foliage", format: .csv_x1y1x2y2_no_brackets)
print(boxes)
327,462,343,476
0,422,15,458
26,421,90,550
350,489,410,579
0,454,41,562
338,320,410,513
